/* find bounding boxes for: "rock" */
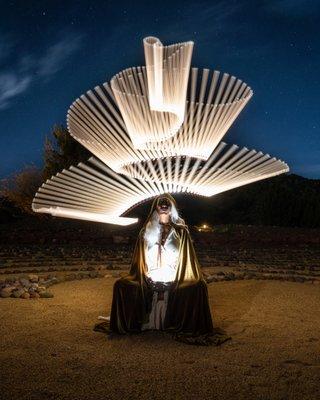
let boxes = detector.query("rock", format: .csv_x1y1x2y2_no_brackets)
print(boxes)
206,275,217,283
305,279,314,284
117,264,130,270
1,289,12,298
20,292,30,299
106,262,114,270
39,291,54,298
20,278,31,288
12,288,25,298
28,274,38,283
113,235,130,244
2,285,15,293
37,286,47,293
42,277,59,287
65,273,76,281
217,271,225,276
30,292,40,299
294,276,306,283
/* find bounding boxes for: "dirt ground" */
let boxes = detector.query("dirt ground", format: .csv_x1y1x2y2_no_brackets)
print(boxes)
0,278,319,400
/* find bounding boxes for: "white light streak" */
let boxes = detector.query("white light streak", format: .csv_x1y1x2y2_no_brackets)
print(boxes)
32,36,289,225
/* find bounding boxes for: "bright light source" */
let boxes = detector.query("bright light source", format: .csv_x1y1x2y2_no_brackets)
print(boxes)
32,36,289,225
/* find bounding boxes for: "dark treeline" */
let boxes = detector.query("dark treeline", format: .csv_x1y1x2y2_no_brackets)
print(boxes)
2,172,319,229
1,125,319,229
128,174,320,229
0,125,89,216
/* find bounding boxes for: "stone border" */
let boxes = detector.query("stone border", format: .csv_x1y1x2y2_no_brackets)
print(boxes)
0,270,110,299
203,271,320,284
2,268,319,300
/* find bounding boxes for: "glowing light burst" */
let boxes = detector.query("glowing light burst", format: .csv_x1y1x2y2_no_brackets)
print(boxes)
111,37,194,148
32,36,289,225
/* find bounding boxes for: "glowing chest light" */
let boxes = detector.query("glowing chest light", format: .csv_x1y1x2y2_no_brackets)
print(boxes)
145,228,180,283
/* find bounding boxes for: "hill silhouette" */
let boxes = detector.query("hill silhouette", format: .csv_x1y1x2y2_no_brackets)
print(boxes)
1,173,319,229
126,173,320,228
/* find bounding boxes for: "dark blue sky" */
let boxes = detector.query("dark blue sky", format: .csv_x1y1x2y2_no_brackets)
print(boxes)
0,0,319,178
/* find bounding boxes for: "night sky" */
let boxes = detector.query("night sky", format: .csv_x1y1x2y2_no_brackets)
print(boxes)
0,0,319,179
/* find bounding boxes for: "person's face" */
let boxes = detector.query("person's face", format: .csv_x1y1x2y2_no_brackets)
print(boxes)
156,197,172,216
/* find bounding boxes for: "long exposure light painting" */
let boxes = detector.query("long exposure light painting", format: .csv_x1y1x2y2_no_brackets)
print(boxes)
32,36,289,225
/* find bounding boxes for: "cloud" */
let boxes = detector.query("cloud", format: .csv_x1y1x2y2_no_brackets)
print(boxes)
0,32,83,110
38,34,83,77
0,73,31,109
19,54,37,72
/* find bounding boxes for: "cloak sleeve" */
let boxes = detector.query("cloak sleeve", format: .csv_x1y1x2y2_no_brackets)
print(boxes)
109,228,153,334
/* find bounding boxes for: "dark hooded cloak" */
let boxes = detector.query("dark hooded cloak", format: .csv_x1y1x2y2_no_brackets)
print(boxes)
95,194,231,345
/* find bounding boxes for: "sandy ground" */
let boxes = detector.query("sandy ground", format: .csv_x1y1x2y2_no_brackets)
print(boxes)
0,278,319,400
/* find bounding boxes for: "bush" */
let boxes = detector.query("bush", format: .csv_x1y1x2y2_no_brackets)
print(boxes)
0,165,44,214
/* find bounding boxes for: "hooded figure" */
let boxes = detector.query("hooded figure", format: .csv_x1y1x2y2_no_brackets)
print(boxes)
96,194,230,345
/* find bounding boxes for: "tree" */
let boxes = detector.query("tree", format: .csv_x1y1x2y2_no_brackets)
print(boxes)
0,165,44,214
43,125,90,180
0,125,90,216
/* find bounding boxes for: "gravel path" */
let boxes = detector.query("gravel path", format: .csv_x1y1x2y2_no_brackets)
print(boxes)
1,278,319,400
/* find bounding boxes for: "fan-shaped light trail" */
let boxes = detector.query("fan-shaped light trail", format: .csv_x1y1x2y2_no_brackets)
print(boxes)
67,67,253,172
32,36,289,225
111,37,194,148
